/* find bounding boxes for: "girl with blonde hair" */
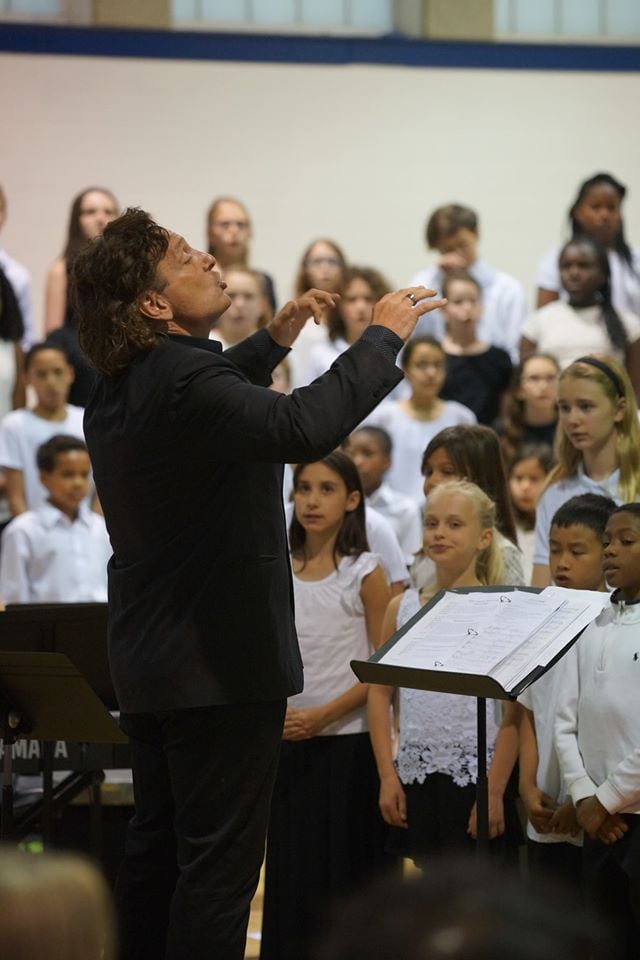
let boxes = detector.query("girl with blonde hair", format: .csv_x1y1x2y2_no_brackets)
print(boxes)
531,354,640,586
368,480,521,862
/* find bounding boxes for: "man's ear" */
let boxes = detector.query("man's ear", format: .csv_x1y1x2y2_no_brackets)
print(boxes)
137,289,173,322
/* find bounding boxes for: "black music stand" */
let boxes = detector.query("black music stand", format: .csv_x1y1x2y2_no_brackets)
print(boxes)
352,586,588,854
0,604,127,844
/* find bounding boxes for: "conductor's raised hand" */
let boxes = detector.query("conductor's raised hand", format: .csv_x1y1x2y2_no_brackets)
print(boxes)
371,287,447,343
267,288,339,349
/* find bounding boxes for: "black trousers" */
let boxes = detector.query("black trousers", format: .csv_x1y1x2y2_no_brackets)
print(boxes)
583,816,640,960
115,700,286,960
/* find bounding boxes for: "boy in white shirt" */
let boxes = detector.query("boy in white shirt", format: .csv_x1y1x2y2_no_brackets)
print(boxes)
0,343,85,516
554,502,640,955
0,435,110,603
345,426,422,565
518,494,616,888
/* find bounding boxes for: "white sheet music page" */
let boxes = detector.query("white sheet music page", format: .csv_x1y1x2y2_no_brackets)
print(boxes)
377,587,608,693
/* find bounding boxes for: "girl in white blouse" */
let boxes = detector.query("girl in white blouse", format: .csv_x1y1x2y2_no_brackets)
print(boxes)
261,451,394,960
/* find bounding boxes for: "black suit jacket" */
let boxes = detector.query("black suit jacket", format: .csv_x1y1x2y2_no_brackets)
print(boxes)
84,327,403,712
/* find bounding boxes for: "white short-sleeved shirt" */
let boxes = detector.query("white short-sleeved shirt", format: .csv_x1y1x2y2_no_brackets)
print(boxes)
536,244,640,318
410,258,528,363
521,300,640,370
364,400,476,504
533,467,622,567
0,247,36,349
288,320,332,388
0,406,86,510
288,552,380,736
0,501,111,604
284,500,409,587
305,335,348,384
367,482,422,564
519,666,582,845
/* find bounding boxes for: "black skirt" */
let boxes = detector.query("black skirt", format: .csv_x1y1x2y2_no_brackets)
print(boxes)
386,772,523,865
260,732,398,960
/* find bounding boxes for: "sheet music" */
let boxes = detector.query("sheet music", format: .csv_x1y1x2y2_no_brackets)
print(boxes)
376,587,607,693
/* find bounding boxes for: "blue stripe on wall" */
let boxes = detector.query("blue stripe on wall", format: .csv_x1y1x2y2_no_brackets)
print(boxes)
1,21,640,72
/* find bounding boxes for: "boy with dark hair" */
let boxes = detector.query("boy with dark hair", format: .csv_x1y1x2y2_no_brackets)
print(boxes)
0,343,85,516
549,493,618,591
345,425,421,564
0,434,109,604
410,202,527,363
519,493,616,885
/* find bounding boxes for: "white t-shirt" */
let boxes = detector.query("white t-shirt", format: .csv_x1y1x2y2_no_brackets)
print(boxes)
533,467,622,567
536,244,640,318
284,500,409,587
367,482,422,564
521,300,640,370
288,551,379,736
288,319,332,389
0,406,86,510
515,525,535,586
519,666,582,845
410,258,528,363
0,501,111,604
364,400,476,504
305,335,349,384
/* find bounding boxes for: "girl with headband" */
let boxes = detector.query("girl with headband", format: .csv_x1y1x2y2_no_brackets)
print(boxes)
531,355,640,586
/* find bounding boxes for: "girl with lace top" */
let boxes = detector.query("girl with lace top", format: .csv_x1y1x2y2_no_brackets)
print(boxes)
368,480,521,861
411,424,525,592
531,355,640,587
260,451,394,960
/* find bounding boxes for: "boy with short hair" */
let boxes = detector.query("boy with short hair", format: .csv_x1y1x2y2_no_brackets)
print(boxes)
0,343,85,516
410,203,527,363
0,435,110,603
346,425,422,564
518,493,617,884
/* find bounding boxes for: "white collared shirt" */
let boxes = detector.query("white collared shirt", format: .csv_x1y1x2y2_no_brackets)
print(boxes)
409,258,528,363
533,466,622,566
0,501,111,604
367,482,422,564
0,246,36,349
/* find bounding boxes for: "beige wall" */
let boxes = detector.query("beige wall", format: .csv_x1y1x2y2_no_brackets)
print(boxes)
1,50,639,335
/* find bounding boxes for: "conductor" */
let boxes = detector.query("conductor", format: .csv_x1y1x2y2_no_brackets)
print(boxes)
71,208,445,960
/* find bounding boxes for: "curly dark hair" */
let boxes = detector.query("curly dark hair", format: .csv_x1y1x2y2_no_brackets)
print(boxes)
71,208,169,376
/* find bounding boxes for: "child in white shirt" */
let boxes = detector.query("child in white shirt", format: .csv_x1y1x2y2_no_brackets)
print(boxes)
555,502,640,956
0,435,110,603
345,426,421,565
0,343,84,516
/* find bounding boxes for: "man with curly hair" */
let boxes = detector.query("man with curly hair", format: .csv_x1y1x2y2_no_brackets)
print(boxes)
72,208,443,960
